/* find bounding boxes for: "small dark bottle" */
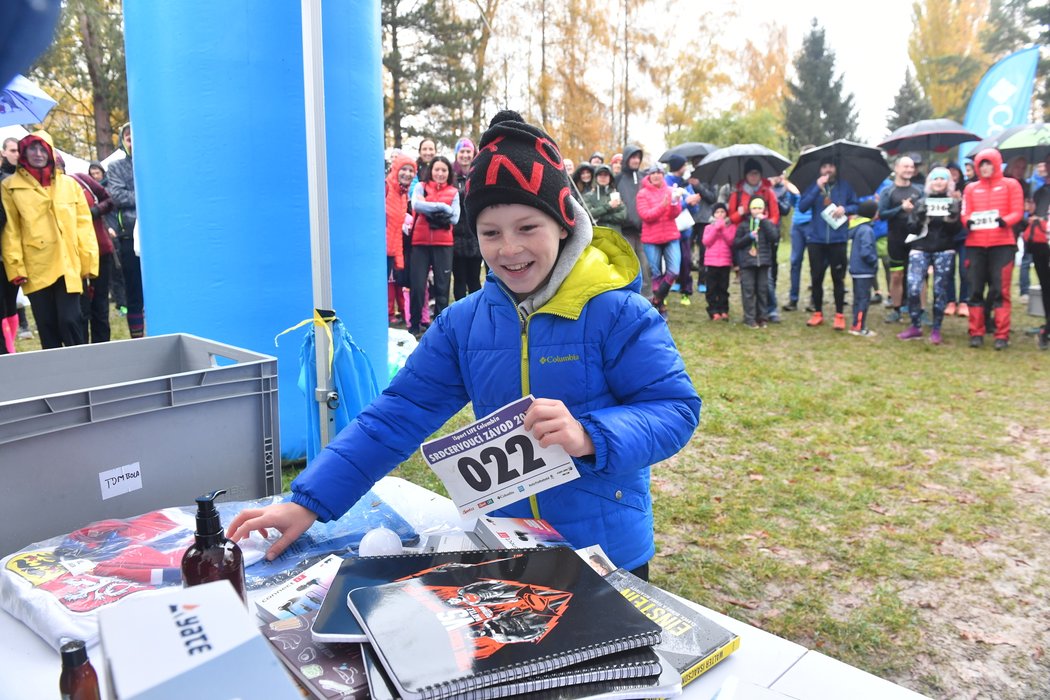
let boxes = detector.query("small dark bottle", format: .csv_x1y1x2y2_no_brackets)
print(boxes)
59,639,100,700
181,489,247,603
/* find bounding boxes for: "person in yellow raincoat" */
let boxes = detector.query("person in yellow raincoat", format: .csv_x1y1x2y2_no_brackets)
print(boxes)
1,131,98,349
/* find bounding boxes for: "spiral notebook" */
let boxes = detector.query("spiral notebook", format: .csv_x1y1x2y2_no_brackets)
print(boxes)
363,645,683,700
347,547,664,700
313,549,551,644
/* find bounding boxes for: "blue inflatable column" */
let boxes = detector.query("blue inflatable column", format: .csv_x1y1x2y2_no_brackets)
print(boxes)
123,1,387,460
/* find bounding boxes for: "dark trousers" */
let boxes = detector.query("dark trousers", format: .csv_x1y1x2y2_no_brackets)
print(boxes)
117,236,144,337
28,277,84,349
80,252,112,343
807,242,848,313
693,223,707,287
739,265,769,325
452,254,483,301
788,221,808,303
851,276,873,330
410,245,452,330
767,240,780,316
677,232,694,295
705,265,731,317
1028,241,1050,328
965,245,1014,340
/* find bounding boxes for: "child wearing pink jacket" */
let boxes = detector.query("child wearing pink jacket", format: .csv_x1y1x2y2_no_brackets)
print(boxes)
702,203,734,320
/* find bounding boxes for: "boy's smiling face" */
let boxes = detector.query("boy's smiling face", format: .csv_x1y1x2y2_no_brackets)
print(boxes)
476,203,568,300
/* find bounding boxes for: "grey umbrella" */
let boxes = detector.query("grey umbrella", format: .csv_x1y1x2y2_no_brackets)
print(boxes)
789,139,890,197
878,118,982,155
966,123,1050,162
693,143,791,185
658,142,718,164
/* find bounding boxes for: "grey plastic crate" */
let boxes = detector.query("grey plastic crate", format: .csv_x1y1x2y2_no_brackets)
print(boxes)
0,334,280,554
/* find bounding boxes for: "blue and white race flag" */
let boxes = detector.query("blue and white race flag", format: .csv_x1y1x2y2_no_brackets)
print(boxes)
960,46,1040,161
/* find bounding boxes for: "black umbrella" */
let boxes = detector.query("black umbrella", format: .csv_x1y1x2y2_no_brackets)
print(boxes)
789,139,890,197
693,143,791,185
966,123,1050,162
658,141,718,164
878,118,982,155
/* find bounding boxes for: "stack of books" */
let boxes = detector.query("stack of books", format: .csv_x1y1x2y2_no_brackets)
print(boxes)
263,545,740,699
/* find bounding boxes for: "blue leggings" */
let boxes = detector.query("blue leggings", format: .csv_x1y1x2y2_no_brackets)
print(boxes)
907,250,954,330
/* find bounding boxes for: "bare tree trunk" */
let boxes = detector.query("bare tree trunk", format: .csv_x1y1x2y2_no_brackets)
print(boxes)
470,0,499,136
390,19,403,149
621,0,629,146
539,0,549,127
77,8,114,159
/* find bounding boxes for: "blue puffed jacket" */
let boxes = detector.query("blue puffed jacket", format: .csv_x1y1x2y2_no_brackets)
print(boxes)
291,227,701,570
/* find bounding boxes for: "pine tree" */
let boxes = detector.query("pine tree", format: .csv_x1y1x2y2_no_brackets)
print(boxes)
783,20,858,152
887,69,934,132
382,0,476,149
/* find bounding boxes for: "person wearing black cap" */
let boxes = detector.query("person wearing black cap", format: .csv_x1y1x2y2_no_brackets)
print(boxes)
229,111,701,580
589,152,604,166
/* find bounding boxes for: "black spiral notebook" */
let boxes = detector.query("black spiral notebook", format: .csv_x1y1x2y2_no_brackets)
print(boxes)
362,645,683,700
347,547,664,700
313,549,552,644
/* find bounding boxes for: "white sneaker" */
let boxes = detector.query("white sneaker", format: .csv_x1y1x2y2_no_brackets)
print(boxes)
18,329,33,339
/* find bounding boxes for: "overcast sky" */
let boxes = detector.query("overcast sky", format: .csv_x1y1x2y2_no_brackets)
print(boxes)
637,0,914,154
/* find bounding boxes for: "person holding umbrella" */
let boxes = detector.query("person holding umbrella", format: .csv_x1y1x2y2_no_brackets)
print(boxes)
798,155,858,330
961,148,1024,350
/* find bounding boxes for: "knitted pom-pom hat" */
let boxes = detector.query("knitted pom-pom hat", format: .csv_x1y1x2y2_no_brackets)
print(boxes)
464,110,575,235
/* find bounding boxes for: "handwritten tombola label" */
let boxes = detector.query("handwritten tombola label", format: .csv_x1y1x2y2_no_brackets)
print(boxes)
420,395,580,517
99,462,143,501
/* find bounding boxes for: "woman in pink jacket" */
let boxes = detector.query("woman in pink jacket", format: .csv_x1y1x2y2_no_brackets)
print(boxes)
635,166,682,316
702,203,734,320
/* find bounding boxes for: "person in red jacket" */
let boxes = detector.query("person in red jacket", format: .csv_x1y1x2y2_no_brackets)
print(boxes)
385,153,416,325
1028,152,1050,351
409,155,459,338
69,168,115,343
635,165,682,317
961,148,1024,349
727,159,780,228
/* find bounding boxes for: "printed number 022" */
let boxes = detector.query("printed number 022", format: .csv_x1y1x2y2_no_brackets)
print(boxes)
457,435,547,492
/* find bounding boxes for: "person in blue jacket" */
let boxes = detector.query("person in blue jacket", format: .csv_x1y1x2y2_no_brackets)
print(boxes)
798,156,858,330
847,199,879,337
229,111,701,580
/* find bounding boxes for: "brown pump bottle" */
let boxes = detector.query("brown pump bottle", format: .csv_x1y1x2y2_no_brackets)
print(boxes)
59,639,100,700
180,489,246,603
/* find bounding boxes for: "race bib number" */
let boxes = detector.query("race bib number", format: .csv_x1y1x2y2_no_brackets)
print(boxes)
925,198,952,217
970,210,999,231
420,396,580,517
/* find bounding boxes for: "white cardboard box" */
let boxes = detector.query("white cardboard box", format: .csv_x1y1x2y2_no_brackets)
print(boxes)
98,580,300,699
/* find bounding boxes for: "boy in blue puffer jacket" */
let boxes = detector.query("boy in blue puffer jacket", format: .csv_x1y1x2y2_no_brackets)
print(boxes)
229,111,701,580
848,200,879,337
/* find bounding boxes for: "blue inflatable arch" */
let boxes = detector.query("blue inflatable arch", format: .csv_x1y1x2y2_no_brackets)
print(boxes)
122,1,387,459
